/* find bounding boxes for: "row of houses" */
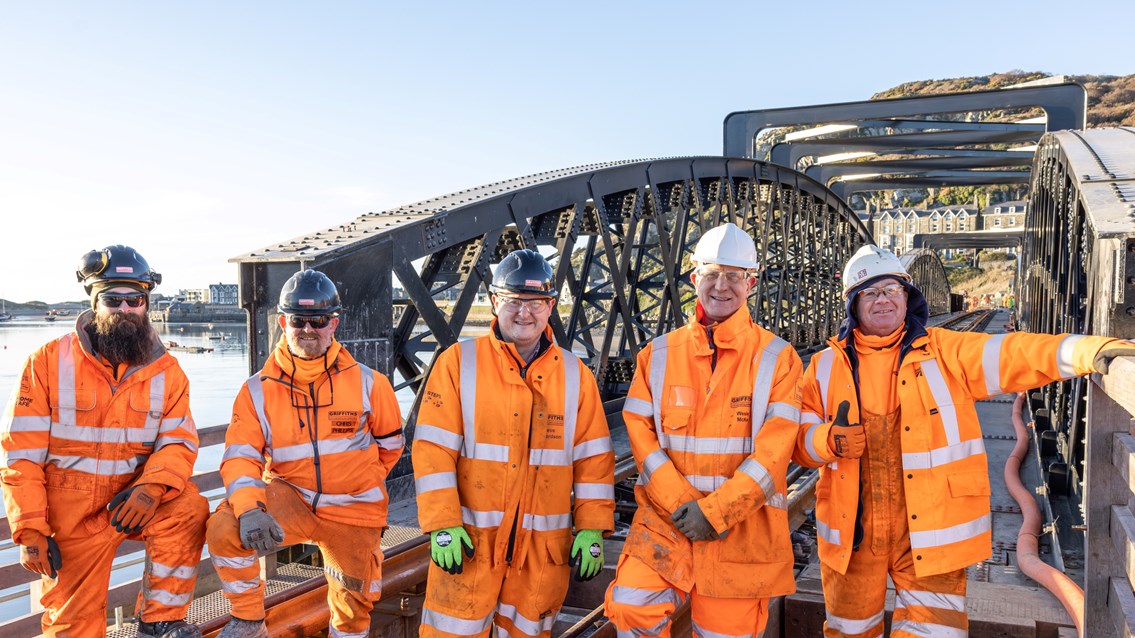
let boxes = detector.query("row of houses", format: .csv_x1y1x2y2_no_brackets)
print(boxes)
167,282,239,306
858,200,1026,255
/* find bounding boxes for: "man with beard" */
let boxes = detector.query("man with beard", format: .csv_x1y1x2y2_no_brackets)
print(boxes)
1,245,208,638
207,269,404,638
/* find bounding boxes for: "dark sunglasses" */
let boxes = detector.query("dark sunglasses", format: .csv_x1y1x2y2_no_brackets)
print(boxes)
99,293,147,308
287,314,332,329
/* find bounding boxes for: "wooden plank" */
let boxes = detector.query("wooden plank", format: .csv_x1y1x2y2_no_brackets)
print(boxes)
1109,576,1135,638
1098,357,1135,419
1114,505,1135,593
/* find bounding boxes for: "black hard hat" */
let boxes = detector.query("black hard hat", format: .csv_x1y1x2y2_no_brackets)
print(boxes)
491,249,557,297
77,245,162,296
278,269,341,316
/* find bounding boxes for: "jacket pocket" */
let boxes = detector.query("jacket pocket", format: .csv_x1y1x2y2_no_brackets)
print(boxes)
947,471,991,497
660,410,692,434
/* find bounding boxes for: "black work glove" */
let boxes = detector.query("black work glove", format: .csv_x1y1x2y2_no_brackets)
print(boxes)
827,400,866,459
107,483,165,533
670,500,719,541
19,531,62,579
238,508,284,554
1094,346,1135,374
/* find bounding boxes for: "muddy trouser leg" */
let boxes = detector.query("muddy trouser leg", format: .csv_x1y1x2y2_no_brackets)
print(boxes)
688,590,768,638
494,533,571,638
136,481,210,623
604,554,689,638
312,516,385,638
420,532,507,638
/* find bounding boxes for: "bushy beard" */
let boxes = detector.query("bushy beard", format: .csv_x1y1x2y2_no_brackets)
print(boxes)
91,312,153,366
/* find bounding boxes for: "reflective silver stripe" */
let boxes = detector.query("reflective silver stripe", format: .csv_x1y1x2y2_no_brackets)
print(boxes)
211,553,258,569
902,438,986,470
920,360,961,446
374,433,404,450
640,449,670,482
737,458,776,502
801,422,825,464
144,372,166,433
291,483,385,508
226,475,266,500
664,435,751,455
815,348,834,416
223,444,265,463
45,454,142,475
56,335,77,425
624,397,653,417
647,335,669,449
765,401,800,424
247,375,273,449
470,442,510,462
148,561,197,579
459,339,479,459
573,436,612,461
1,448,48,466
154,416,196,453
690,622,750,638
610,585,683,607
816,519,841,545
329,627,368,638
1056,334,1085,378
750,337,789,438
498,602,556,637
981,334,1006,396
574,482,615,500
360,365,374,417
221,578,261,594
48,421,161,445
767,492,788,510
6,415,51,433
801,411,823,425
909,513,990,549
522,512,572,531
890,620,964,638
415,424,464,451
895,589,966,611
415,471,457,494
143,589,191,607
422,608,494,636
559,349,581,465
461,506,504,528
531,447,567,466
272,427,373,463
685,475,723,492
825,610,884,635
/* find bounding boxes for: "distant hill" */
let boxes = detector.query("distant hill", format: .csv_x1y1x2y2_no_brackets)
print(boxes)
871,70,1135,127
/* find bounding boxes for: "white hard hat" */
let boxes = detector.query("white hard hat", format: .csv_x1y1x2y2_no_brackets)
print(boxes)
842,244,911,297
692,223,759,269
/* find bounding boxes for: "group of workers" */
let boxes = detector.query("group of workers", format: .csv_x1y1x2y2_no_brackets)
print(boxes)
2,228,1132,638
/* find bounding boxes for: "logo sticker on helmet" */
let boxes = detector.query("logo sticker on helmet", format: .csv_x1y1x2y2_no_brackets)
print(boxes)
299,299,315,306
524,279,543,287
115,266,134,273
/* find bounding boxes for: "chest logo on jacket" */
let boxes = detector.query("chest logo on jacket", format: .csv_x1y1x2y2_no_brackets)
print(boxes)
328,410,359,435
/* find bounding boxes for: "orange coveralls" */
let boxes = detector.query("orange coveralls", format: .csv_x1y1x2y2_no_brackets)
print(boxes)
1,314,207,636
605,304,802,638
412,323,615,638
795,326,1120,637
207,339,403,637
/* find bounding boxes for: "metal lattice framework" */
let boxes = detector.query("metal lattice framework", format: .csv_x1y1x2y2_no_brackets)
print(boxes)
899,249,951,316
233,157,873,483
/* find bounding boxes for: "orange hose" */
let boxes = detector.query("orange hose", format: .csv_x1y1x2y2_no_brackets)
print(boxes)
1005,392,1084,636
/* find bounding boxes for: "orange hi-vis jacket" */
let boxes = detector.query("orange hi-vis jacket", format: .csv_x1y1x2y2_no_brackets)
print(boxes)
221,338,404,527
1,312,199,543
412,322,615,570
794,328,1119,577
620,304,803,598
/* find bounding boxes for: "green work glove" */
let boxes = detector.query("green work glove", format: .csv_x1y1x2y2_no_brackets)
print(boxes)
430,526,474,575
569,529,604,581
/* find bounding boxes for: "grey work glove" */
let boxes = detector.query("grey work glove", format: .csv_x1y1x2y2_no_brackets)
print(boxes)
1094,346,1135,374
671,500,720,541
238,508,284,554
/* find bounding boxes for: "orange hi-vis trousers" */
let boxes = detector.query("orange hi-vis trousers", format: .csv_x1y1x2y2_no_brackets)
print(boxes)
206,479,384,638
604,554,769,638
38,473,208,637
821,408,968,637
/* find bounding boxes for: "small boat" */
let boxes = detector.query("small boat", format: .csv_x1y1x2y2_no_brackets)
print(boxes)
164,340,214,353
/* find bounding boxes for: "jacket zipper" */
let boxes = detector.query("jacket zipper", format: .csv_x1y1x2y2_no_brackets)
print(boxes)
505,344,541,565
308,381,323,510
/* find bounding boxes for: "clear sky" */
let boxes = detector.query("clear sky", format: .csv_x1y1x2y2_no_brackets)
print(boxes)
2,1,1131,305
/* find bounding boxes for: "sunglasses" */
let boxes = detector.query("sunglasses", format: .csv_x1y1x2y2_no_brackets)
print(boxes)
286,314,333,329
99,293,147,308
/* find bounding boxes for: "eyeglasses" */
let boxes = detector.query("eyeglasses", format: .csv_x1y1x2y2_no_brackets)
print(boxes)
696,268,751,284
495,296,552,312
99,293,147,308
286,314,333,329
857,283,907,301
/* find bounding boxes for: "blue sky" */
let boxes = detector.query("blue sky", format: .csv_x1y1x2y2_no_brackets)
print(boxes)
2,1,1132,304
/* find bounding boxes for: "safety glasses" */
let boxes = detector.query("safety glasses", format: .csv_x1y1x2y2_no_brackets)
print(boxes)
99,293,147,308
286,314,333,329
494,295,552,312
857,283,907,301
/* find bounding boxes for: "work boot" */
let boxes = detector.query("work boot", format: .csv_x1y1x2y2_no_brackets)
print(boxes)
137,619,202,638
217,617,269,638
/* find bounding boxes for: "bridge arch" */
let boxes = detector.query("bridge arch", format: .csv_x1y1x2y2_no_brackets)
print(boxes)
899,248,951,316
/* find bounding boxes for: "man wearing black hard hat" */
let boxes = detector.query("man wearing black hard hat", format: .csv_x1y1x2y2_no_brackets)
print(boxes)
413,249,614,638
1,244,208,638
207,269,404,638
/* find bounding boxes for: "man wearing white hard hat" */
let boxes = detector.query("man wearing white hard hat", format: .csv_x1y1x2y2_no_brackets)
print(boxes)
793,244,1135,637
605,222,803,638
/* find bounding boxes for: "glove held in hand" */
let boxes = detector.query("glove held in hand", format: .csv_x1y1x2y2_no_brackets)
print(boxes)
238,508,284,554
569,529,604,581
430,526,475,575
